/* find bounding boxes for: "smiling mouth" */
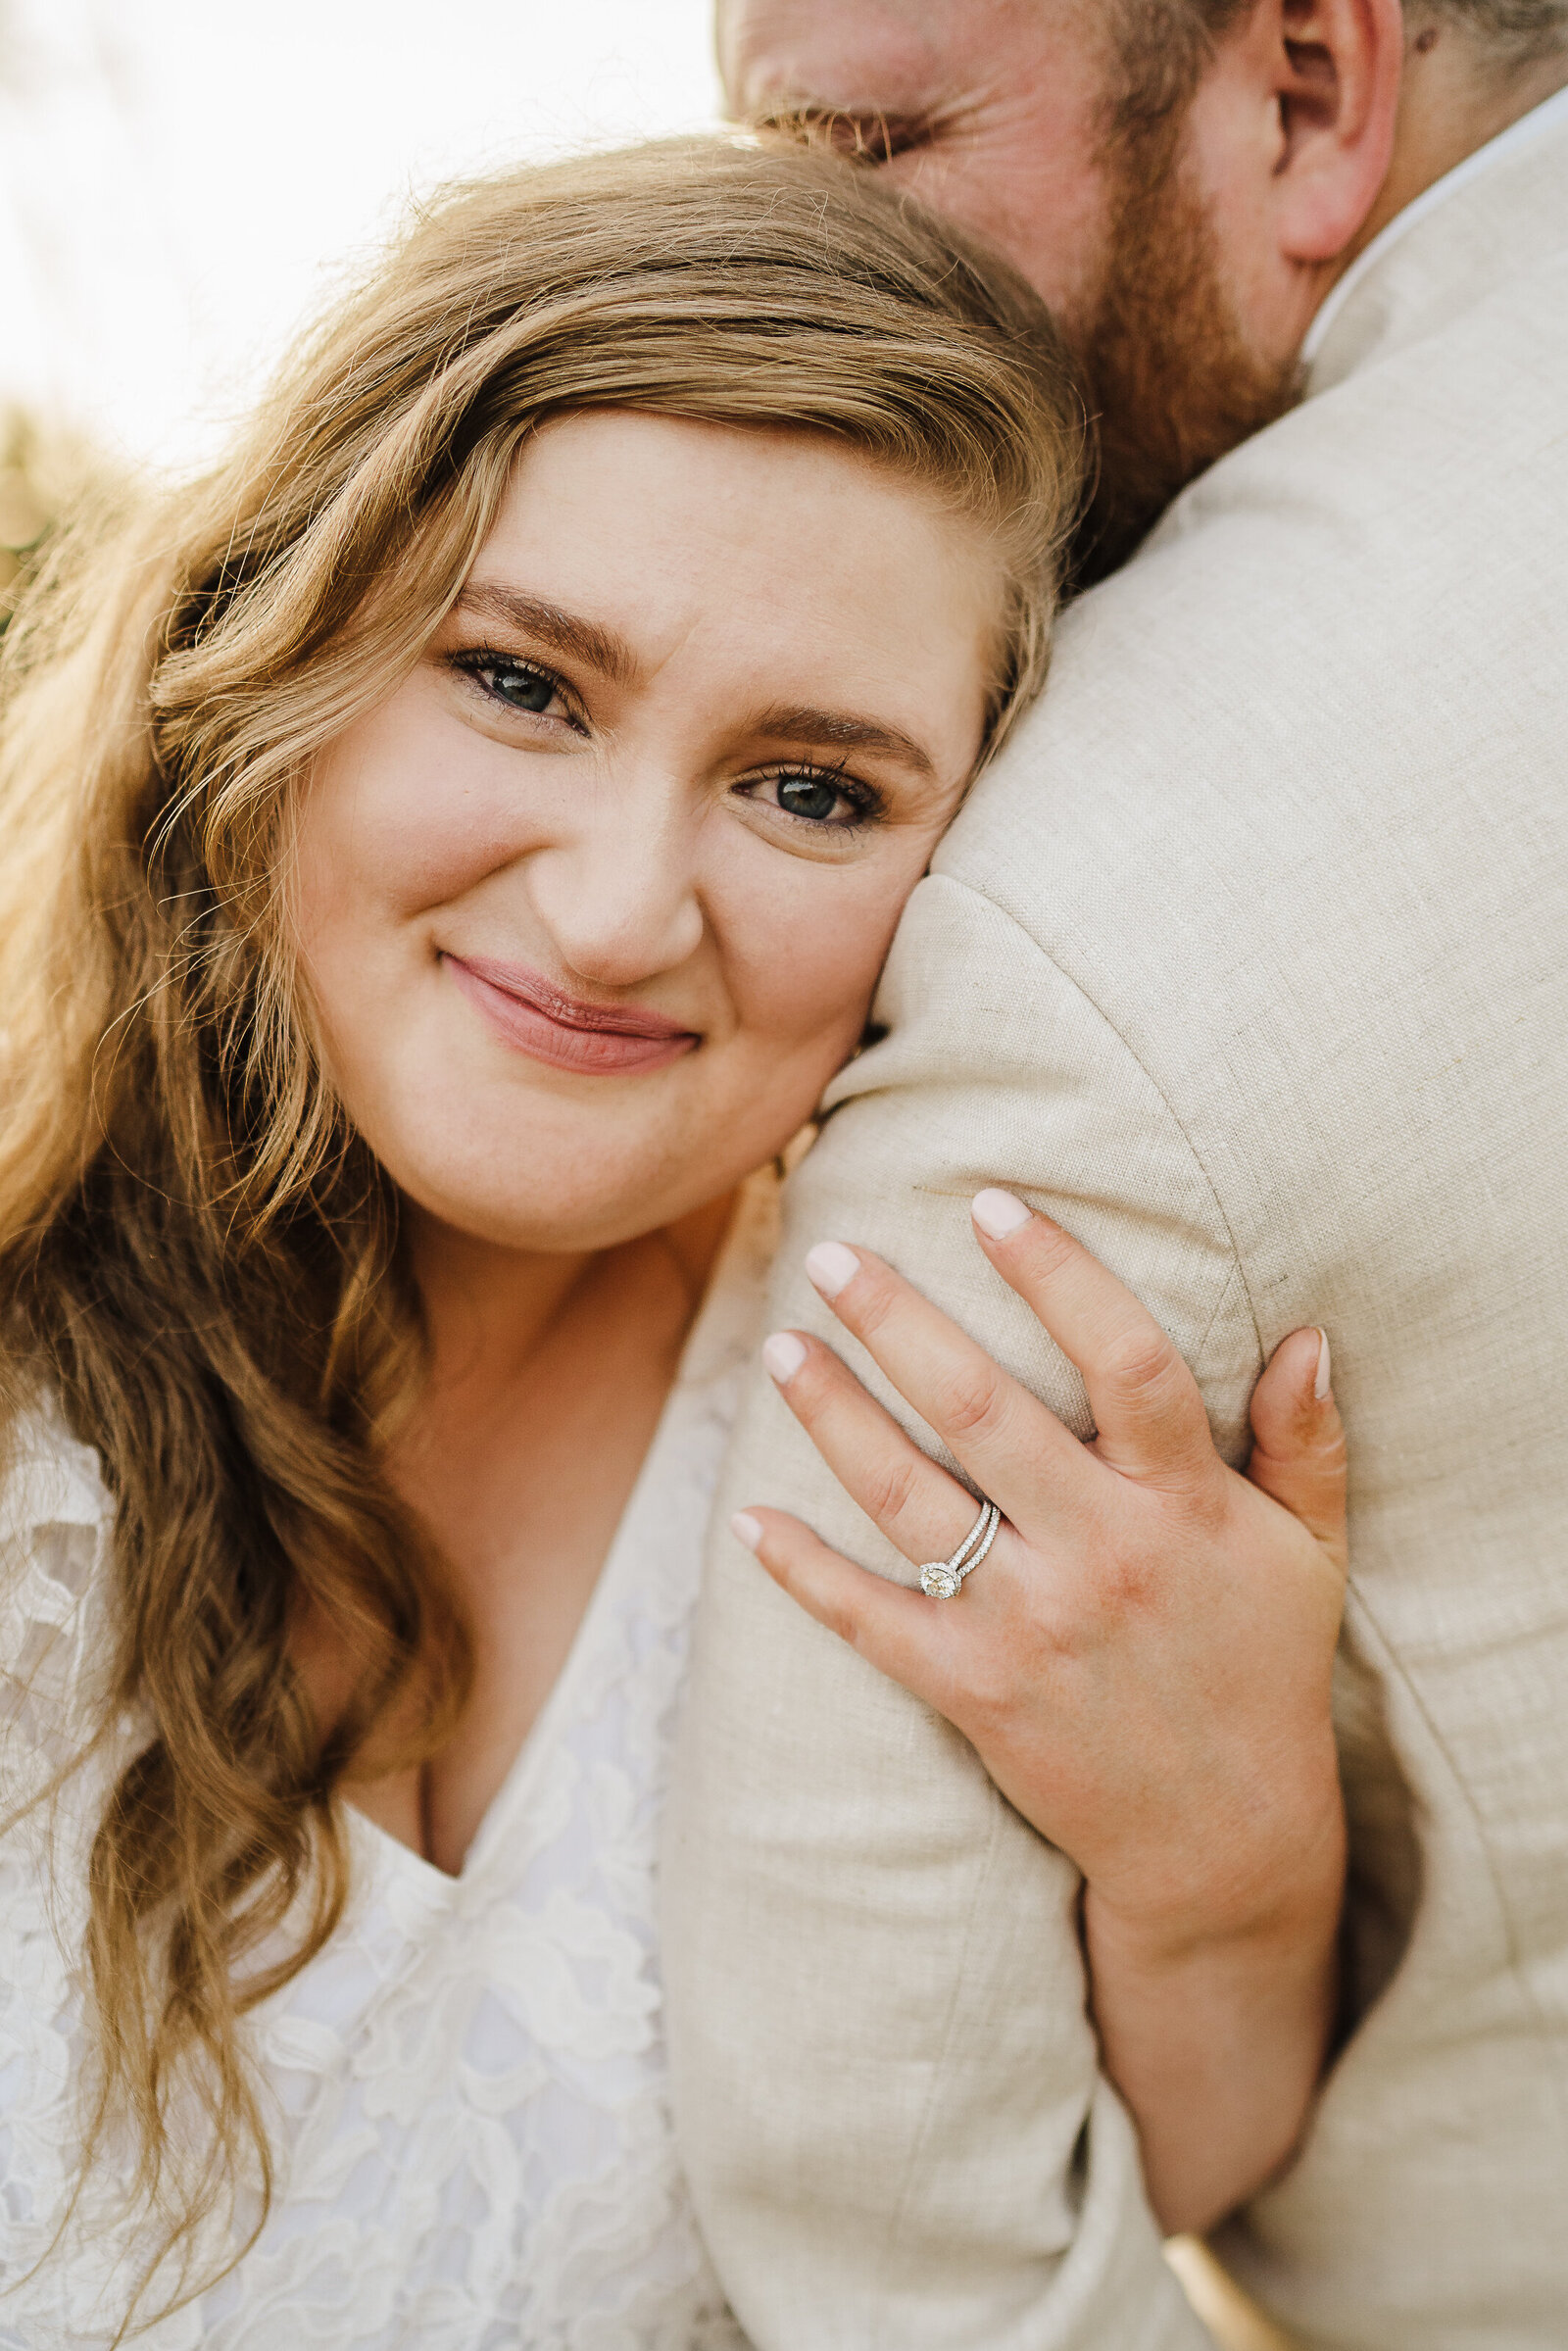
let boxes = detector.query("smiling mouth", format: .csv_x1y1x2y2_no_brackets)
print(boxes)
443,954,700,1077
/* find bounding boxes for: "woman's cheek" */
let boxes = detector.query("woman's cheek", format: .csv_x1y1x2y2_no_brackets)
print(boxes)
301,679,545,925
726,861,914,1051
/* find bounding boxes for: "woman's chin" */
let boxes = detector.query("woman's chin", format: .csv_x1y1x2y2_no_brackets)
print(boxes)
389,1150,746,1261
374,1058,835,1259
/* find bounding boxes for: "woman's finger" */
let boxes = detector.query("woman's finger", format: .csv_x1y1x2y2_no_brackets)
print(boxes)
760,1328,995,1570
968,1191,1216,1489
730,1503,950,1709
797,1243,1097,1530
1246,1328,1348,1570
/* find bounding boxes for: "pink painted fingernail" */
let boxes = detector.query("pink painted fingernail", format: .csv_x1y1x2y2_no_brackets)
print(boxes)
762,1331,808,1384
731,1511,763,1552
1314,1331,1333,1401
972,1188,1032,1241
805,1242,860,1298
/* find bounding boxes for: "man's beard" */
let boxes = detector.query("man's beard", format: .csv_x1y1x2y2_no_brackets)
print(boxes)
1069,136,1302,586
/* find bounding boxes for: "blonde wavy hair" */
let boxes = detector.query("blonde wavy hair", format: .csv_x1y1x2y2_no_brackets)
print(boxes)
0,134,1082,2324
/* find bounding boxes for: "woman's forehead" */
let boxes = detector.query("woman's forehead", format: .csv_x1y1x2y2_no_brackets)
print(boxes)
471,410,1003,726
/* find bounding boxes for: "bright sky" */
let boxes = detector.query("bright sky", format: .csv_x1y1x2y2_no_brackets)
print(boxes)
0,0,722,471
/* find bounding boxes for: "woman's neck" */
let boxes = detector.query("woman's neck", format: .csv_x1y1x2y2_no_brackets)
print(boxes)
407,1216,594,1401
404,1188,739,1406
362,1183,741,1872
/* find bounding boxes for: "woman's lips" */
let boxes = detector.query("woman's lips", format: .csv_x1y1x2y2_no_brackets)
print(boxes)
444,954,699,1076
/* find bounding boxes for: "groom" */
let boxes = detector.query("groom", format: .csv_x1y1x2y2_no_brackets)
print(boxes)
664,4,1568,2347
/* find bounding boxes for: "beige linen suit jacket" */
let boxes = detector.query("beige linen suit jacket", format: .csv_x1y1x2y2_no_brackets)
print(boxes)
662,103,1568,2351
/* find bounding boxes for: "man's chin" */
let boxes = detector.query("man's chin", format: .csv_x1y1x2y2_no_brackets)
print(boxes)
1069,157,1301,587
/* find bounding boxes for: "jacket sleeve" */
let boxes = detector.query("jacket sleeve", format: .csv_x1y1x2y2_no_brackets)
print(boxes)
662,874,1258,2350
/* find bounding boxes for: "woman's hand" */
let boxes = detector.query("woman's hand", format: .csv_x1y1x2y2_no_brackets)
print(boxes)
733,1188,1348,2234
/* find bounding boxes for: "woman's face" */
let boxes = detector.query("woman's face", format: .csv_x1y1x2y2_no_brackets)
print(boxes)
293,410,999,1253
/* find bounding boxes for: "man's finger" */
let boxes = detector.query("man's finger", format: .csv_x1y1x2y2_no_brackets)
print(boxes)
731,1505,948,1705
969,1191,1216,1487
1246,1328,1348,1569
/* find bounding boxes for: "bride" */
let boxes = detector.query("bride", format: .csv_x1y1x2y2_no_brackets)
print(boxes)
0,137,1345,2345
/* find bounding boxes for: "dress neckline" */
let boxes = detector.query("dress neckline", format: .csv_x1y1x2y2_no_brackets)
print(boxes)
349,1171,778,1894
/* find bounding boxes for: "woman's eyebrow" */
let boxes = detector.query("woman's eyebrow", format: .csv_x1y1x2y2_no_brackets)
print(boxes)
451,596,938,779
753,703,937,779
456,581,638,685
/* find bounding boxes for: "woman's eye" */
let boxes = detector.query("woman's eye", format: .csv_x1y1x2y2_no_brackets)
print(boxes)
456,651,564,716
751,767,874,829
778,773,844,822
482,660,558,713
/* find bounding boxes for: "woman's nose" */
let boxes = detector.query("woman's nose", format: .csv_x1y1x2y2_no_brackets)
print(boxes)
523,809,705,990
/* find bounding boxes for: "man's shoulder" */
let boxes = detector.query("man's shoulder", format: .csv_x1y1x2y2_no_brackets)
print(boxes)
943,236,1568,979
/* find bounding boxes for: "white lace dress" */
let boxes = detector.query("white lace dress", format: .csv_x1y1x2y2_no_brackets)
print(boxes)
0,1189,774,2350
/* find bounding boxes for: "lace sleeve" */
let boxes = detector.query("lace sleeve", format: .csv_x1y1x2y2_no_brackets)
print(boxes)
1,1404,117,1819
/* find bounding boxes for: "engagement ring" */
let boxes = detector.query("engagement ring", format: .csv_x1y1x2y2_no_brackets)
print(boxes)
918,1498,1001,1599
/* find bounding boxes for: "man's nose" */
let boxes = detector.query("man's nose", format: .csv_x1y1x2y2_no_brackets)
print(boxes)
523,801,706,989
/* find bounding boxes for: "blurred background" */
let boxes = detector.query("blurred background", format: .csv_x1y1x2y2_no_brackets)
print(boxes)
0,0,721,477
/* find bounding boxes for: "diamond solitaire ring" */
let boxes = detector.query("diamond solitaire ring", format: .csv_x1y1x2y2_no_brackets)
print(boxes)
918,1498,1002,1599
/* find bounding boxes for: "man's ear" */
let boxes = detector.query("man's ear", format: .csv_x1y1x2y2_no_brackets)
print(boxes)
1268,0,1405,261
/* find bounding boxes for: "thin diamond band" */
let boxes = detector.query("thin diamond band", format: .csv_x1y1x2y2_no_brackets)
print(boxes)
918,1498,1002,1600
